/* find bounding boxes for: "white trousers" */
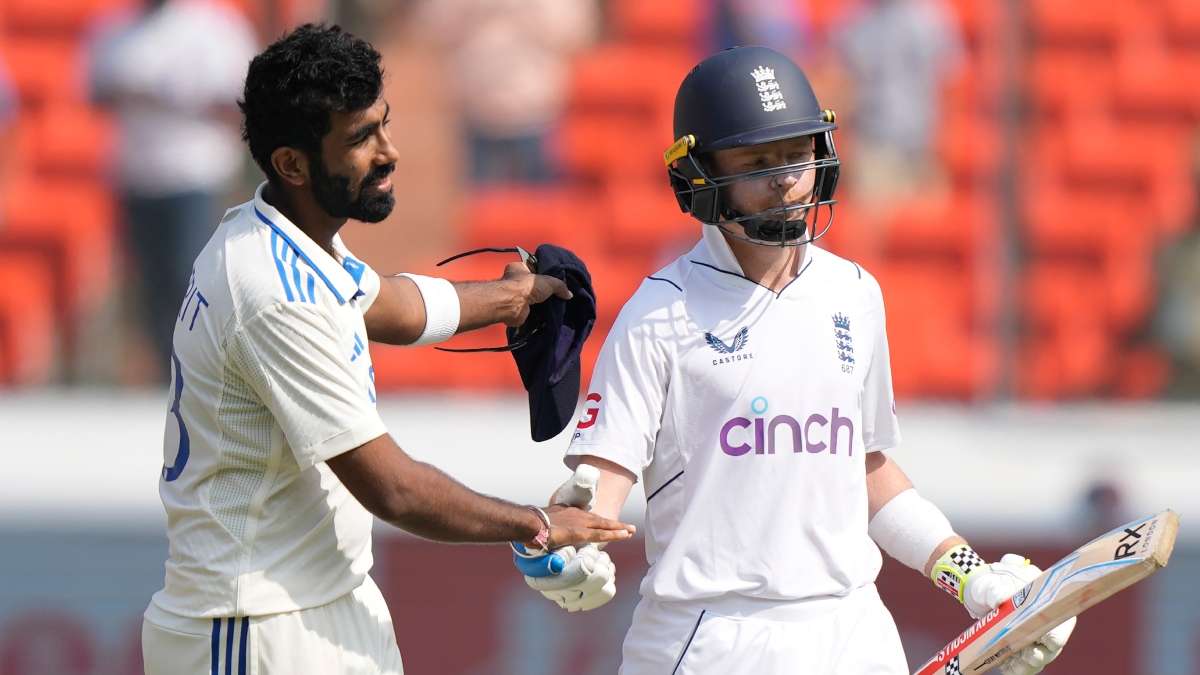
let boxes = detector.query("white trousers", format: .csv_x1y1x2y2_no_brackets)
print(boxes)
620,584,907,675
142,575,403,675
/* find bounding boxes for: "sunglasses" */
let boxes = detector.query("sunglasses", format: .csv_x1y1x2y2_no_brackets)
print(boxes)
433,246,542,353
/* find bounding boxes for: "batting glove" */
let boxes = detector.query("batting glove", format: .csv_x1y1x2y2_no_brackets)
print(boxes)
510,465,618,612
518,543,617,612
961,552,1077,675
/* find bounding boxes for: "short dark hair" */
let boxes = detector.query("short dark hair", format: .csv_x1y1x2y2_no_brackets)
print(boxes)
239,23,383,182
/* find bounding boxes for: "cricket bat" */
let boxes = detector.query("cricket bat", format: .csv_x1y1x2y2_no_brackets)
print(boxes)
913,509,1179,675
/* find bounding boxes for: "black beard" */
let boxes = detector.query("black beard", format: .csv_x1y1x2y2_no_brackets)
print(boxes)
310,157,395,223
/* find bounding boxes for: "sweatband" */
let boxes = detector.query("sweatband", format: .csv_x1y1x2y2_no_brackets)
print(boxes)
930,543,987,604
867,488,957,574
398,273,460,345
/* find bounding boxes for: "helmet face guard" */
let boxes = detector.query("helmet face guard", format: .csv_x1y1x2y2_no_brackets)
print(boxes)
665,125,840,247
665,46,842,247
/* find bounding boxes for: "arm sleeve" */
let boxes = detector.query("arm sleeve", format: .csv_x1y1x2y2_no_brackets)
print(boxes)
862,274,901,452
564,304,671,479
229,303,387,468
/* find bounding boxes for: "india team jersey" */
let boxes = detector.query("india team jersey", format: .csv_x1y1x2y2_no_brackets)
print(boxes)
567,226,901,603
150,183,387,618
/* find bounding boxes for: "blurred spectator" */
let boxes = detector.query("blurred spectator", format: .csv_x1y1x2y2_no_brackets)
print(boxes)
86,0,257,379
418,0,598,184
832,0,962,212
1077,476,1128,540
711,0,811,58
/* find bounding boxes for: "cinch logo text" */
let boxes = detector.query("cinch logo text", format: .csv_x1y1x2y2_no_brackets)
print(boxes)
719,404,856,457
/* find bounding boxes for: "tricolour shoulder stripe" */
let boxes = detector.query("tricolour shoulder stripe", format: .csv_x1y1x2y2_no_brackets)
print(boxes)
255,208,347,304
289,247,307,303
270,231,295,302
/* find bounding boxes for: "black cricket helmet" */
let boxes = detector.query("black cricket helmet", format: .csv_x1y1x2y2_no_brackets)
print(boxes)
665,46,840,246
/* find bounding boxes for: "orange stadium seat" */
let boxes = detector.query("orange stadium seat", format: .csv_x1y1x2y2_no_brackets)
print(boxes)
0,177,115,321
878,192,997,261
874,261,995,398
1113,41,1199,117
553,112,663,184
1027,0,1124,45
23,104,115,176
0,250,58,385
797,0,850,36
1018,261,1119,396
1021,187,1124,256
586,252,658,326
944,0,1004,46
0,35,87,104
936,110,1002,184
1026,49,1114,115
1022,261,1107,331
609,0,705,47
3,0,132,34
1018,325,1113,397
1053,113,1182,184
941,49,1002,115
602,179,698,263
455,186,604,260
565,45,695,129
1163,0,1200,43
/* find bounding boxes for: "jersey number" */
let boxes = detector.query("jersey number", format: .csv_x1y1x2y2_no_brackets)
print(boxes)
163,351,191,481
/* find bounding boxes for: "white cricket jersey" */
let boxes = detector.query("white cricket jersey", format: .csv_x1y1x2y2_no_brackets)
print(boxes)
150,182,387,618
567,226,901,603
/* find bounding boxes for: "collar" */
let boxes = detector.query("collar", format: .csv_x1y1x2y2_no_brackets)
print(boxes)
252,182,363,305
700,223,747,276
691,223,811,291
691,224,816,296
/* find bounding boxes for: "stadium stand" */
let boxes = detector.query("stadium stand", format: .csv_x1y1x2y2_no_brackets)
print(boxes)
0,0,1194,401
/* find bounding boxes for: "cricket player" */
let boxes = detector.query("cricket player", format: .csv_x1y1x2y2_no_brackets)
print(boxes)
516,46,1075,674
141,24,635,675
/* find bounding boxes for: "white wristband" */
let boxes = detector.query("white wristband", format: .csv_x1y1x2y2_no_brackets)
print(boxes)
398,273,460,345
867,488,956,574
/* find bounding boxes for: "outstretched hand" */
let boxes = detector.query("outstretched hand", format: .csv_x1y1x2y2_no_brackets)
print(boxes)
500,262,571,327
543,504,634,549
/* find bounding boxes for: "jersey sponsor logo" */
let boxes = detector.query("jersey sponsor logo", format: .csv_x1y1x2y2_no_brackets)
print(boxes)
751,65,787,112
833,312,855,374
576,393,602,430
705,327,754,365
719,397,856,457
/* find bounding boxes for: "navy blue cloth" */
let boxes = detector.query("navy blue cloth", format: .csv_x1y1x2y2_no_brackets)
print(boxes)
508,244,596,442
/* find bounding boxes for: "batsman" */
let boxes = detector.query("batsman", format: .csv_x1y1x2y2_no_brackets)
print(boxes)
512,46,1076,674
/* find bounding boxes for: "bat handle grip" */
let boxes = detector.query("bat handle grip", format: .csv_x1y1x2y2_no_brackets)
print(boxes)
511,543,566,577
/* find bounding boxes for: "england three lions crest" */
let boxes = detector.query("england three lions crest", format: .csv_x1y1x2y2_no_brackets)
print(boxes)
832,313,854,373
751,65,787,112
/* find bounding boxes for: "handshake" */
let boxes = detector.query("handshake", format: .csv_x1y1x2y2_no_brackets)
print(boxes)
511,465,620,612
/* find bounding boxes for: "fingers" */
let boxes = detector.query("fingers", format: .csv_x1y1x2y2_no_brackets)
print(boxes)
545,275,572,300
1040,616,1076,652
528,275,572,304
1001,616,1076,675
550,465,599,509
502,261,529,280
